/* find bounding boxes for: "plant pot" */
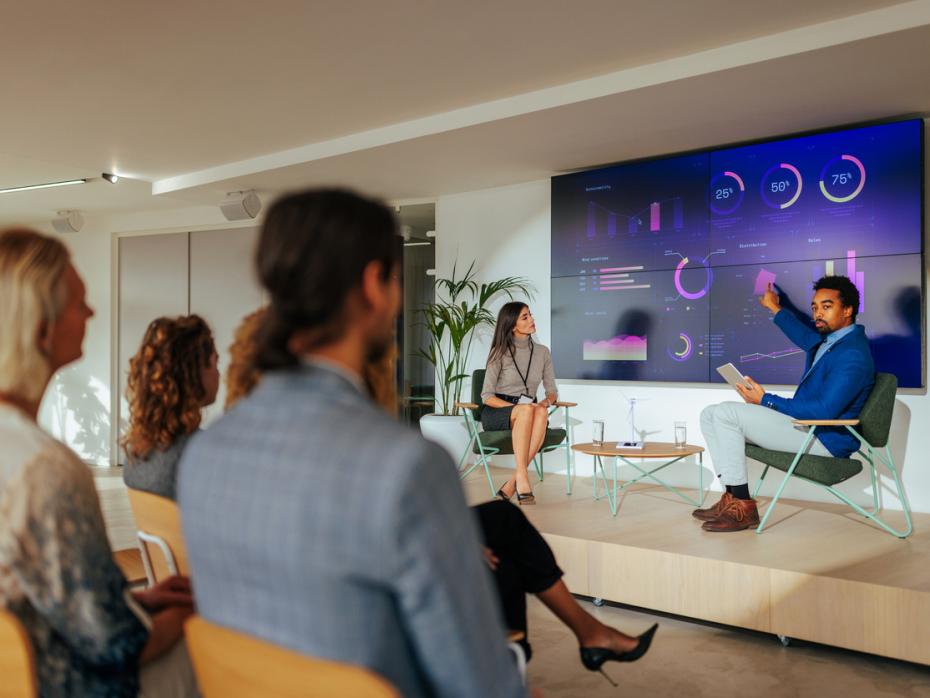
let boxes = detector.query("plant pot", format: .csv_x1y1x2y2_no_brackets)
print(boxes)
419,413,470,464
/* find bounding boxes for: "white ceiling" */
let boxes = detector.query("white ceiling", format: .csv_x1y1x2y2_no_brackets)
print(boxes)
0,0,927,225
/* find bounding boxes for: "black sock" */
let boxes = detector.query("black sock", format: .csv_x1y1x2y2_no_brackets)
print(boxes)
731,483,751,500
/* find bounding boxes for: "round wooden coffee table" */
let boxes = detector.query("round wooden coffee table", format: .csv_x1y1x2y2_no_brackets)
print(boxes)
571,441,705,516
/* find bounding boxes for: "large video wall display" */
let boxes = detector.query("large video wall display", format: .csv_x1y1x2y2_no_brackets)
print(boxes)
551,119,924,387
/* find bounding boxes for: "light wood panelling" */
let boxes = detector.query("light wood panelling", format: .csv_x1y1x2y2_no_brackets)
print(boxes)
463,466,930,665
541,534,589,593
770,571,930,665
589,544,771,631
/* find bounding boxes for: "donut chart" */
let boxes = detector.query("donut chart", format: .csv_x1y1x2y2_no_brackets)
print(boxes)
819,154,866,203
760,162,803,209
674,257,713,300
667,333,694,362
709,171,745,215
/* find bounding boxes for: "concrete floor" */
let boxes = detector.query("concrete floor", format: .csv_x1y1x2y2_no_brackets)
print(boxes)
524,596,930,697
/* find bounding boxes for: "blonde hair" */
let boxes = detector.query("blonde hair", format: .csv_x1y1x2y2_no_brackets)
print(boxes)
0,228,71,402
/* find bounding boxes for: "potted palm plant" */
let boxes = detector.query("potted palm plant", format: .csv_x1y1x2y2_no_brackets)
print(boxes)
418,262,531,461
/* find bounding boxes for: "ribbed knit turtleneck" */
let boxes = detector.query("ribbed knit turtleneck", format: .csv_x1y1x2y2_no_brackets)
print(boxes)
481,334,557,402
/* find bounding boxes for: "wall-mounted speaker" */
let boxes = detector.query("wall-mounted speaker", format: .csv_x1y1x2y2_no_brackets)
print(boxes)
219,191,262,221
51,210,84,234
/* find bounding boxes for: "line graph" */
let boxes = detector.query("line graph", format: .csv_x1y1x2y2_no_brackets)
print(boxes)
740,348,804,363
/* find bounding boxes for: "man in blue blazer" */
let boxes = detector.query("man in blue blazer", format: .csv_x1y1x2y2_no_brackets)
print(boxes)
695,275,874,532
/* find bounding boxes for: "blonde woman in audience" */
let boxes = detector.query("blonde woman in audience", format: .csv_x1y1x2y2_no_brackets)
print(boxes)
224,304,656,675
0,228,197,697
123,315,219,500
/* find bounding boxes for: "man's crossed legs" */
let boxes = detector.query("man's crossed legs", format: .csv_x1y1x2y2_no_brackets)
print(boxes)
696,402,831,532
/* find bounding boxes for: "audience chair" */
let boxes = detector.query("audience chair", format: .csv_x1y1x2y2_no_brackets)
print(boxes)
747,372,912,537
185,616,400,698
0,610,37,698
126,489,190,585
456,369,577,497
506,630,527,684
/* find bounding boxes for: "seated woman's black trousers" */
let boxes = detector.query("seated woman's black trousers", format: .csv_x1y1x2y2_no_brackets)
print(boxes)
473,499,564,660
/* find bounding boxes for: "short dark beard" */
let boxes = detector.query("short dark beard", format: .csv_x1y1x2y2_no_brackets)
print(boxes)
366,334,391,364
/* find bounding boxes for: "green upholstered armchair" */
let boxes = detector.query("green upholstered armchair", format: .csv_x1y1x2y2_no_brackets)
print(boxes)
747,372,912,537
455,369,576,498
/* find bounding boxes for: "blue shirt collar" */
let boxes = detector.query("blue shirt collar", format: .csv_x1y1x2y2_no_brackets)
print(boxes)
823,323,858,347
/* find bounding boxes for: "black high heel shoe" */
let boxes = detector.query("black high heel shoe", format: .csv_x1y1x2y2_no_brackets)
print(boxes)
579,623,658,686
496,487,513,502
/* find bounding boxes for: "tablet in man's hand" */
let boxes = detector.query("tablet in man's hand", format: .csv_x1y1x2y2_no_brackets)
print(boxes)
716,363,749,390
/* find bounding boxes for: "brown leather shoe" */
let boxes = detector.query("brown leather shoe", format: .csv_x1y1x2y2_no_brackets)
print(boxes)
701,497,760,532
691,491,734,521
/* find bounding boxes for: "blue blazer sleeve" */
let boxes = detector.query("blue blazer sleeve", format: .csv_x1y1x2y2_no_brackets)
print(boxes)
773,308,822,352
762,350,873,419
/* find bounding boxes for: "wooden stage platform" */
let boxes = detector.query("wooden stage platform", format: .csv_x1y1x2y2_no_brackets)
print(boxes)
462,466,930,666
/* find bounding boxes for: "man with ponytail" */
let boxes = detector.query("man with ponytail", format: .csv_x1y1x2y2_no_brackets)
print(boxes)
178,189,526,698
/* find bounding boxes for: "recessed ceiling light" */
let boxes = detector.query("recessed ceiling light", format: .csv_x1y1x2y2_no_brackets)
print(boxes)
0,178,87,195
102,172,119,184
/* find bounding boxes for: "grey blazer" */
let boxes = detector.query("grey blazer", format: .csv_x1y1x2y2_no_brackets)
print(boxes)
178,363,525,698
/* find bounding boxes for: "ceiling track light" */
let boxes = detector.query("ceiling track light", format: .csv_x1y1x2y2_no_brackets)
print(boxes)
102,172,119,184
0,178,87,195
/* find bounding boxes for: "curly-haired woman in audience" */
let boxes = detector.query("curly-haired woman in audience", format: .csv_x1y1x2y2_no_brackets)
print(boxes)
223,308,656,670
224,308,265,410
0,228,196,697
123,315,219,500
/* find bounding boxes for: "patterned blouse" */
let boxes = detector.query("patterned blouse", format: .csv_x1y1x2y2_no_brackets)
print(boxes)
0,405,151,697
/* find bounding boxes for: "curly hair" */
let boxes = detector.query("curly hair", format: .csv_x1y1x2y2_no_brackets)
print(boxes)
225,308,267,410
813,274,861,321
123,315,216,459
224,306,398,415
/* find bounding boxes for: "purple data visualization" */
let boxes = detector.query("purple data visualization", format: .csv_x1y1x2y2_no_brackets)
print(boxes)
551,119,924,387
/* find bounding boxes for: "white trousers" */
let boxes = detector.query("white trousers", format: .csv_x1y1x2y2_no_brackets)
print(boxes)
700,402,831,487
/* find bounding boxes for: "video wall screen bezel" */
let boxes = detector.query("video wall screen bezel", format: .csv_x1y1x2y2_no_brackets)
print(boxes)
550,116,925,388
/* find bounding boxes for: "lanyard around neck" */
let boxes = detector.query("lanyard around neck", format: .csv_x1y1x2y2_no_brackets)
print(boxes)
508,337,534,394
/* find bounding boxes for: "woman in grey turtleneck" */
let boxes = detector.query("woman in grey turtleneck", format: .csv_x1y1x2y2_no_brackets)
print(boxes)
480,302,558,505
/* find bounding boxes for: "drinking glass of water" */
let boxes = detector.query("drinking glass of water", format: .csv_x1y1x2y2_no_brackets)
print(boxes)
674,421,687,449
592,420,605,447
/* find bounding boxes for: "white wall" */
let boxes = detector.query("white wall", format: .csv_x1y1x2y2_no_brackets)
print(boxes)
436,165,929,513
39,222,113,465
38,204,243,466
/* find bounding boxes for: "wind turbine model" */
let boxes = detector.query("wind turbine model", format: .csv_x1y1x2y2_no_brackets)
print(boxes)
618,391,647,448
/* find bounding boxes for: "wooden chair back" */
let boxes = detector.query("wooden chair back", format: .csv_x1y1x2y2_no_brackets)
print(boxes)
126,488,189,583
185,616,399,698
0,610,37,698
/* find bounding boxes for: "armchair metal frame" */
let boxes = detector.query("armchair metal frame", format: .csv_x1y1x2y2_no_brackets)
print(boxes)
455,399,576,498
750,372,912,538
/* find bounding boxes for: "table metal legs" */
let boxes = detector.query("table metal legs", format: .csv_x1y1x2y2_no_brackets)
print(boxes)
592,455,619,516
614,452,705,507
592,451,705,516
